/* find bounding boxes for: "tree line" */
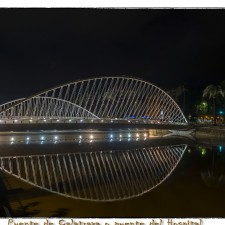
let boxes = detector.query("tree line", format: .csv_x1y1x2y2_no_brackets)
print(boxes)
201,80,225,125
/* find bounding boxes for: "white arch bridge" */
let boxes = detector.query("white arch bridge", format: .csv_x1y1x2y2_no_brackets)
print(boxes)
0,77,187,124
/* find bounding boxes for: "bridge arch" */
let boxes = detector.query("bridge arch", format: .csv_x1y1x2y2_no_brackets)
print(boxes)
0,76,187,123
0,97,99,120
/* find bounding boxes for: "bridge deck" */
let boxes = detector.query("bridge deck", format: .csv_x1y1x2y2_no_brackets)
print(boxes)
0,122,192,132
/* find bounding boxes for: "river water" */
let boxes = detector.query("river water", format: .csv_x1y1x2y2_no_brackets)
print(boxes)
0,130,225,217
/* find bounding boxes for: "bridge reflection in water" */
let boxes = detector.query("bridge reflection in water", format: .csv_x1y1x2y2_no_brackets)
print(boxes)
0,145,186,201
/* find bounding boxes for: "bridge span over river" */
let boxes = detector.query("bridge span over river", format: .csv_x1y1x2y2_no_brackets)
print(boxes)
0,77,188,131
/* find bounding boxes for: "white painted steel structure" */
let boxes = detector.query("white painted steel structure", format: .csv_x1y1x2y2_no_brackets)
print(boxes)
0,145,186,201
0,77,187,123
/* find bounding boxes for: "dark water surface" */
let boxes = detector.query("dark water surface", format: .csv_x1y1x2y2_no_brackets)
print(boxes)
0,131,225,217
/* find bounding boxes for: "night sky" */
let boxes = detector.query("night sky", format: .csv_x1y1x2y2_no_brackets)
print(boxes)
1,9,225,103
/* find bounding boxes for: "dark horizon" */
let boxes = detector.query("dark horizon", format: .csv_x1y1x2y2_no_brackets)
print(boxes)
0,9,225,103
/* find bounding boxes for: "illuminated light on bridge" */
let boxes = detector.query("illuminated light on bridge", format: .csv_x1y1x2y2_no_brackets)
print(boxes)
0,77,187,124
0,145,186,201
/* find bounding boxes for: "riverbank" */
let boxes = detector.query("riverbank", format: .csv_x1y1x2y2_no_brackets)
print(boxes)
195,126,225,138
193,126,225,147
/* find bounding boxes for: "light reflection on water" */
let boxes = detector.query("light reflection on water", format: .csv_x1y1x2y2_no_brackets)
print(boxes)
0,144,187,201
1,130,225,216
2,131,151,144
